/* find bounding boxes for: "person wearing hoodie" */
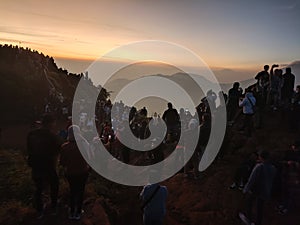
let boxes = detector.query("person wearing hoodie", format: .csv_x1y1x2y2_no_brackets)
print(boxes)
239,89,256,137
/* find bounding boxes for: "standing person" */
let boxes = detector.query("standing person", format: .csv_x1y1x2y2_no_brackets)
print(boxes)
239,89,256,137
252,86,264,129
290,85,300,132
162,102,180,142
239,150,276,225
269,64,282,110
140,171,168,225
227,82,241,123
60,125,90,220
27,114,61,218
183,118,200,179
255,65,270,106
197,113,211,163
281,67,295,109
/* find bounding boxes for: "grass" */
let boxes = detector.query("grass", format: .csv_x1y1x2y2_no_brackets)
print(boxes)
0,147,128,225
0,148,34,224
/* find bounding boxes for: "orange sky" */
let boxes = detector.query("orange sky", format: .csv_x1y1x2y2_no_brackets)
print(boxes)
1,0,299,75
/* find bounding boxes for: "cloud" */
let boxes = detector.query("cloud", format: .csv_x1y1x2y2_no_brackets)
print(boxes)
0,37,52,47
0,26,59,38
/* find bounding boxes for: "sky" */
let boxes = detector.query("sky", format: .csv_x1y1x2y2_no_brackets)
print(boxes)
1,0,300,78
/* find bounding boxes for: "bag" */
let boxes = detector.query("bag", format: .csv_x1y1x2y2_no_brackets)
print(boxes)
140,185,160,210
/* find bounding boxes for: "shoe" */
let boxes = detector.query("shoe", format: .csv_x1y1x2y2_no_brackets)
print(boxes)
229,182,236,189
228,121,234,126
36,203,46,219
239,212,251,225
276,204,284,211
74,212,81,220
36,211,44,220
68,212,75,220
279,208,288,215
194,175,200,180
74,209,84,220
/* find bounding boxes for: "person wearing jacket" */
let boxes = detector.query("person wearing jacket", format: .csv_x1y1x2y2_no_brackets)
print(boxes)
239,150,276,225
140,170,168,225
239,89,256,137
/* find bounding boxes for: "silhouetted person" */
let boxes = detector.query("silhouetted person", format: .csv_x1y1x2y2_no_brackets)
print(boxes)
227,82,241,122
60,125,90,220
162,103,180,142
206,89,217,112
179,108,188,130
281,67,295,108
255,65,270,105
229,152,258,190
140,106,148,117
27,114,61,218
196,102,206,124
183,118,200,179
129,106,137,123
290,85,300,132
269,64,282,110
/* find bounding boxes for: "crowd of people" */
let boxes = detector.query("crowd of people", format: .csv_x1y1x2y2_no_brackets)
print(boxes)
25,64,299,225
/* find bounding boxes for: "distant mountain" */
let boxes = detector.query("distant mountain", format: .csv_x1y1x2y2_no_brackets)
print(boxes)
212,68,255,84
105,61,300,114
104,71,256,114
0,44,108,123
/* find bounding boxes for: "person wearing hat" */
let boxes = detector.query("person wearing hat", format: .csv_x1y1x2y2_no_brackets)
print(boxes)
60,125,90,220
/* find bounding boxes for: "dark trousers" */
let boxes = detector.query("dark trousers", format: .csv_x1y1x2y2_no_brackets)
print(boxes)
66,173,88,214
227,104,238,121
143,215,163,225
242,114,254,136
32,169,59,212
234,164,251,185
245,194,264,225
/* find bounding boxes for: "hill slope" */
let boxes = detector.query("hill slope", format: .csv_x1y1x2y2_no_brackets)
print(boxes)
0,44,108,124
